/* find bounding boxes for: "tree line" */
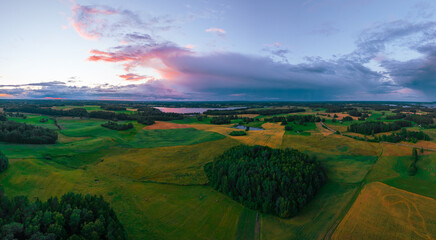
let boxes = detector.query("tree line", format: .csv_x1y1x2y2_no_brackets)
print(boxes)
204,145,326,218
348,120,412,135
101,121,133,131
204,108,305,116
0,121,58,144
0,191,126,240
4,105,183,124
376,129,430,143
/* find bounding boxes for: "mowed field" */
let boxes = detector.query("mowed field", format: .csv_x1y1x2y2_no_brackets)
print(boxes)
0,112,436,240
332,182,436,240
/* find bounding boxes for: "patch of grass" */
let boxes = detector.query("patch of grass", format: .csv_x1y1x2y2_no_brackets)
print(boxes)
367,153,436,199
316,154,377,183
332,182,436,240
261,182,357,240
284,122,316,135
126,128,225,148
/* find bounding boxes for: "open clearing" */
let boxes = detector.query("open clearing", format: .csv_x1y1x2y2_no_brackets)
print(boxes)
190,122,285,148
332,182,436,240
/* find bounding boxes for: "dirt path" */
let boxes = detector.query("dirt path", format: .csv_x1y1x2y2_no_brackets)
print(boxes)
254,212,261,240
320,121,341,135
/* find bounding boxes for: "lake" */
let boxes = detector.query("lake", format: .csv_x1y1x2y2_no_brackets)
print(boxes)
155,107,245,114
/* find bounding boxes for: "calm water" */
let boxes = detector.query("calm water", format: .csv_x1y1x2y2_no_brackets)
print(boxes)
234,125,264,131
155,107,244,114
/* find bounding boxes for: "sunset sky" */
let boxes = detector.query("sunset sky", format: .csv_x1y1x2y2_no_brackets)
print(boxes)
1,0,436,101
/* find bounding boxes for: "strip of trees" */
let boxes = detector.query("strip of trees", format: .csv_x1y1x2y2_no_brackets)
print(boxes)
0,192,126,240
376,129,430,143
101,121,133,131
229,131,247,136
0,121,58,144
204,145,326,218
348,120,412,135
204,108,305,116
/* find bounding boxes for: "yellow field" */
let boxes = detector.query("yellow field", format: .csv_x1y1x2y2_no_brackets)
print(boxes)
190,122,285,148
315,122,334,136
332,182,436,240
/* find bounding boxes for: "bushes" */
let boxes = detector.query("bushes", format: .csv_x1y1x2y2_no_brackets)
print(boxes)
137,117,155,125
229,131,247,136
0,192,126,240
0,151,8,173
0,121,57,144
204,145,326,218
101,121,133,131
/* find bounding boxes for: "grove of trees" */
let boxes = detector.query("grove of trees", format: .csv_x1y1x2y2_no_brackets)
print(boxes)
204,145,326,218
0,192,126,240
229,131,247,136
348,120,412,135
0,121,58,144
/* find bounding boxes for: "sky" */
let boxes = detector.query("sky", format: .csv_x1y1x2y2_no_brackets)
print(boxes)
0,0,436,101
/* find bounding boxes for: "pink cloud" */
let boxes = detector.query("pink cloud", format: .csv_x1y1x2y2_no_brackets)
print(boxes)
71,3,118,40
87,44,192,78
0,93,13,98
119,73,153,81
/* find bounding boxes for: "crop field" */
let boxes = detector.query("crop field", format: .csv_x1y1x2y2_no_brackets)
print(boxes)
332,182,436,240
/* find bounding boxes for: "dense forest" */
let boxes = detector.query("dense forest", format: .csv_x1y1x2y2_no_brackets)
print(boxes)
4,105,88,118
0,192,126,240
376,129,431,143
404,114,434,125
264,115,321,124
0,121,58,144
204,145,326,218
210,116,238,125
101,121,133,131
0,151,8,173
348,120,412,135
204,108,305,116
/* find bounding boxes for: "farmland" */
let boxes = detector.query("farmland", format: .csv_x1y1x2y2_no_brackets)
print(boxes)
0,101,435,239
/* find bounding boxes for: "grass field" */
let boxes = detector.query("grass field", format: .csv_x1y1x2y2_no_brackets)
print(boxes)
1,110,435,240
332,182,436,240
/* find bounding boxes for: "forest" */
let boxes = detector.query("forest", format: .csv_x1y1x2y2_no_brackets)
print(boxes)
0,121,58,144
204,145,326,218
0,192,126,240
348,120,412,135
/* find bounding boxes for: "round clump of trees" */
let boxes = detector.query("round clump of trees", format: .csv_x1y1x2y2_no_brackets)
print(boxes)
204,145,326,218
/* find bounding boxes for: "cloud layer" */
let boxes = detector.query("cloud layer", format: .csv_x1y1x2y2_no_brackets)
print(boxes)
4,3,435,101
